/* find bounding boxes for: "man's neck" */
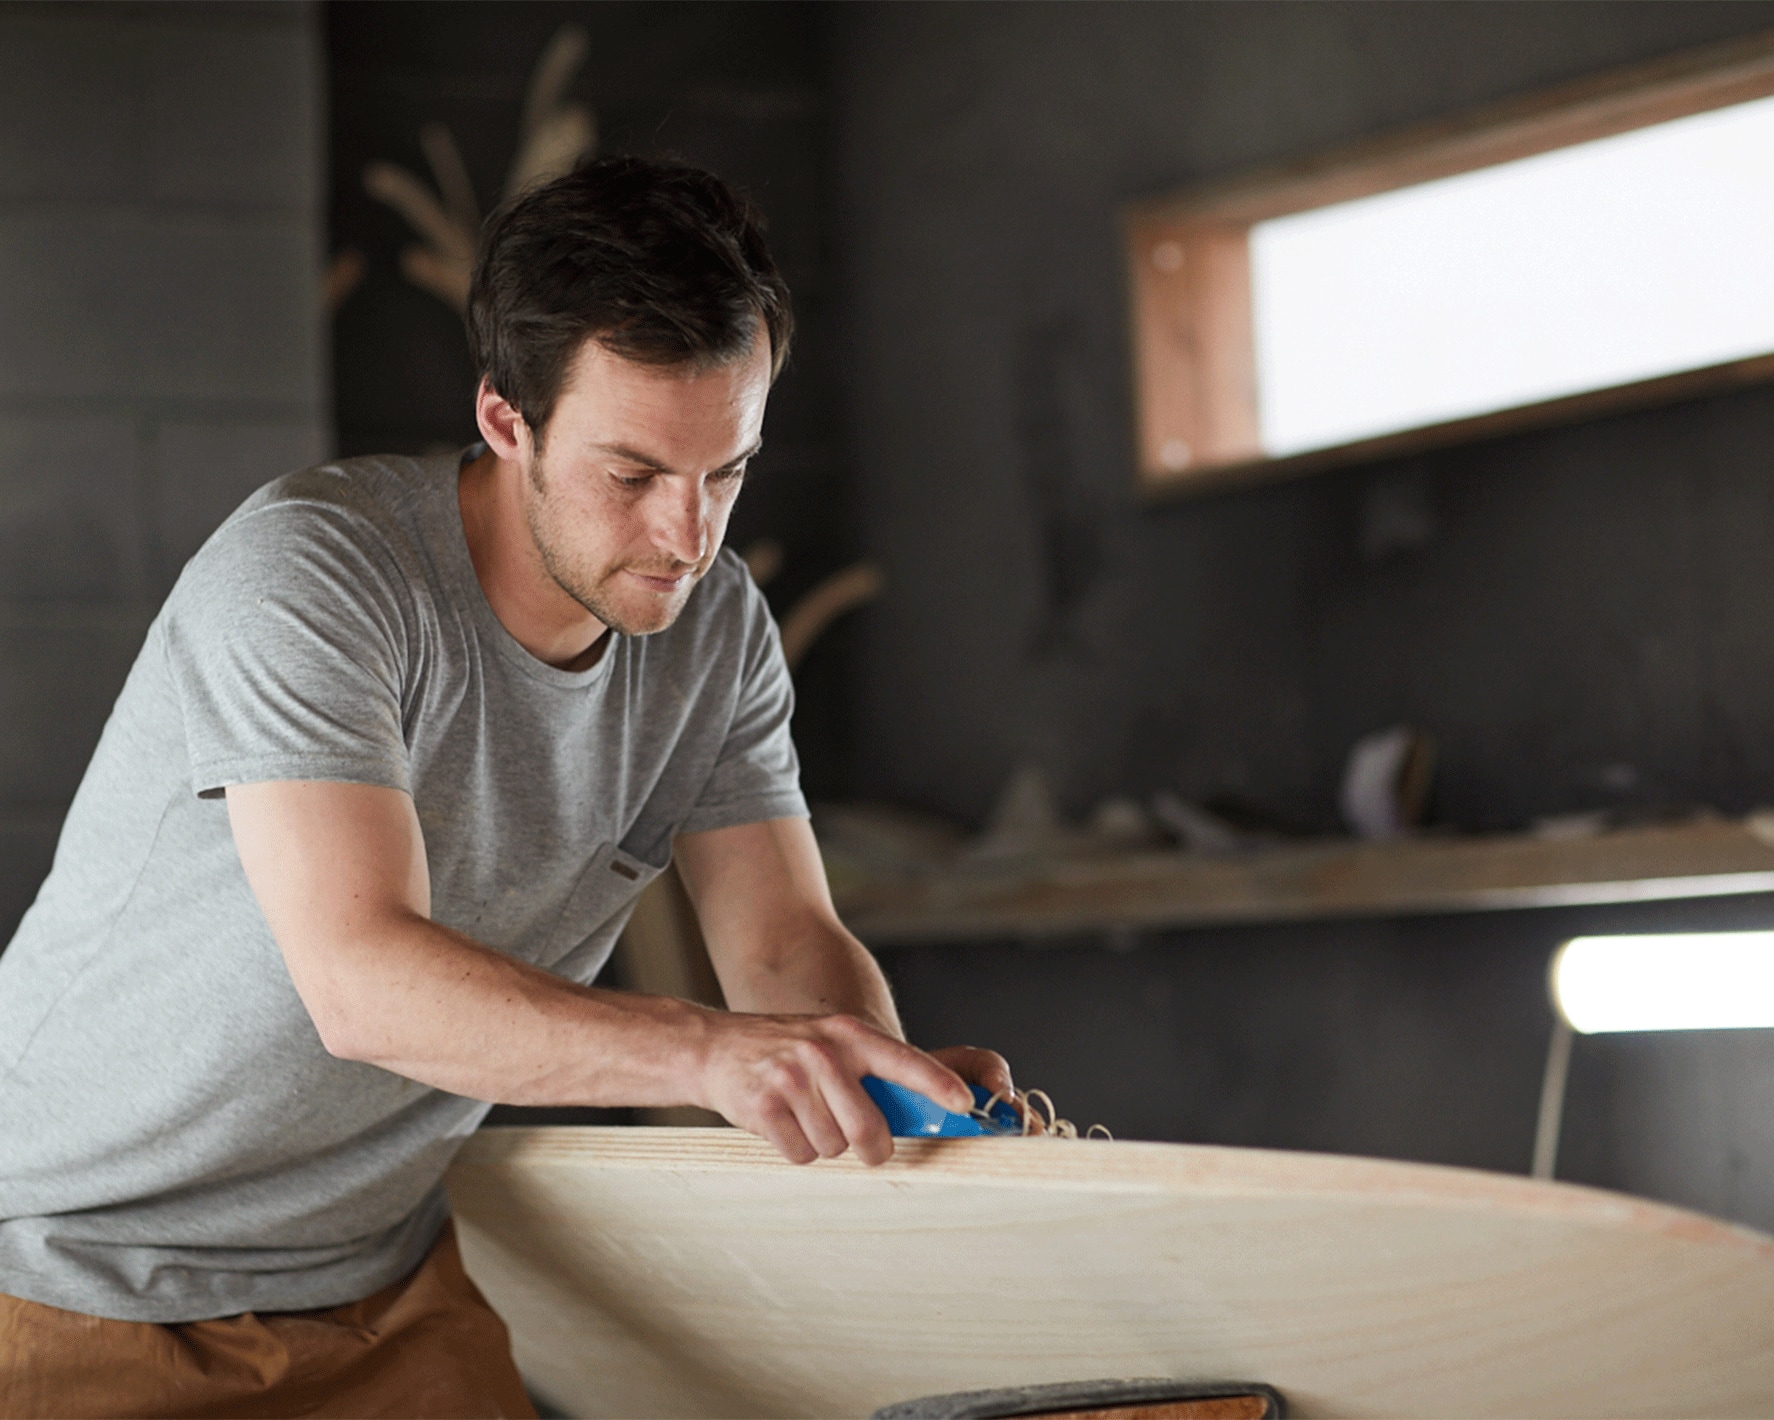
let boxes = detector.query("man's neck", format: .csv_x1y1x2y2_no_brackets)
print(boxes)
457,447,610,672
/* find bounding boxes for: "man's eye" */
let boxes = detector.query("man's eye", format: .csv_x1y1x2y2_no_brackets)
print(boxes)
612,471,651,489
712,464,748,483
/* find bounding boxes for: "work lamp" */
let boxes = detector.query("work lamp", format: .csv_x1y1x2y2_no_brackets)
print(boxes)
1532,931,1774,1179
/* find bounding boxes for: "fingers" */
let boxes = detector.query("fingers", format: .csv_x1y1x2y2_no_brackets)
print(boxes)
780,1054,855,1162
702,1014,989,1167
782,1026,897,1164
712,1023,893,1166
842,1025,973,1114
739,1050,850,1164
807,1049,895,1166
750,1096,819,1166
929,1044,1015,1099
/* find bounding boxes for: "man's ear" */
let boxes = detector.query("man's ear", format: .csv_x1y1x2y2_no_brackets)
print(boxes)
475,378,530,462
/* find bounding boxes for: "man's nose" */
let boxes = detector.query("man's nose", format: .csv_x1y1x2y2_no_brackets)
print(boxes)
652,479,709,566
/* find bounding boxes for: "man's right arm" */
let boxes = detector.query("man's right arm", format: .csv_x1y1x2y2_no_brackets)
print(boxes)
226,778,969,1164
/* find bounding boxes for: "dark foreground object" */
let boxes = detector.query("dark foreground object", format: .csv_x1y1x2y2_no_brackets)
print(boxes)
872,1378,1285,1420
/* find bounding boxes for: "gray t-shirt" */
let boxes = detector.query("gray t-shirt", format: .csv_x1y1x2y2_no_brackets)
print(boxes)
0,449,805,1323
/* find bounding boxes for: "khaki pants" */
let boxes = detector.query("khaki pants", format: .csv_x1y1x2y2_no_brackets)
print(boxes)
0,1220,536,1419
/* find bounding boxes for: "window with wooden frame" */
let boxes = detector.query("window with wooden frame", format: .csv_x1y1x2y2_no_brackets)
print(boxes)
1127,32,1774,494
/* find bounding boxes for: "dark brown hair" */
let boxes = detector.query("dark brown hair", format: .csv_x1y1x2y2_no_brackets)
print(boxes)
466,156,793,434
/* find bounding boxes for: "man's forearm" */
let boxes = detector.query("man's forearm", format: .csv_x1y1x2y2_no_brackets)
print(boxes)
713,919,903,1037
306,909,717,1108
675,816,905,1037
303,907,973,1164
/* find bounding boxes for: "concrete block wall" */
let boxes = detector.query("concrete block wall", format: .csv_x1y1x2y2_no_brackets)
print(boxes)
0,2,328,945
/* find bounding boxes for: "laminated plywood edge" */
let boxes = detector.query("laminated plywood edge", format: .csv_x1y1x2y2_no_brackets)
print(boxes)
451,1126,1774,1257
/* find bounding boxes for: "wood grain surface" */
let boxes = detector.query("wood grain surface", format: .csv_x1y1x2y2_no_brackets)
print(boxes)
446,1127,1774,1419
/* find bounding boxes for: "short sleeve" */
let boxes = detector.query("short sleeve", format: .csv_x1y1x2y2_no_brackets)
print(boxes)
677,578,807,835
162,501,414,799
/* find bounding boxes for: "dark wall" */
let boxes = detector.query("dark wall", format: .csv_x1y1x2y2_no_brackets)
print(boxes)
831,1,1774,1233
833,0,1774,834
327,0,859,793
879,889,1774,1232
0,0,326,948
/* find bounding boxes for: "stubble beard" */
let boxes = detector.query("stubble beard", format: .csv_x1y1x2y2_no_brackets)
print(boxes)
524,447,701,638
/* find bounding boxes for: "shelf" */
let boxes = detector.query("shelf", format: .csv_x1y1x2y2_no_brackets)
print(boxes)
831,816,1774,945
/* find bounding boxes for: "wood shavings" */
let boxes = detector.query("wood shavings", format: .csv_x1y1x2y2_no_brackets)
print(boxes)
972,1087,1112,1140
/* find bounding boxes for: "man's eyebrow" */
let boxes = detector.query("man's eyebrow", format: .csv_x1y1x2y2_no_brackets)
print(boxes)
597,443,674,473
596,441,762,474
718,440,763,472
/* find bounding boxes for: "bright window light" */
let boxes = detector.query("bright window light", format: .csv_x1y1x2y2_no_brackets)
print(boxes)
1551,933,1774,1034
1250,95,1774,458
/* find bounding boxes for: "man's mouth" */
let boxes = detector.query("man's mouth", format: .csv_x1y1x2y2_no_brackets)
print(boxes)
626,568,693,593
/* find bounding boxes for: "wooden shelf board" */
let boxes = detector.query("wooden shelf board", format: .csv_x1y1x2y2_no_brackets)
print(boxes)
831,818,1774,945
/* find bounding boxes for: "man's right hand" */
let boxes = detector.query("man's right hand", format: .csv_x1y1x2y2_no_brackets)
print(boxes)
692,1010,972,1167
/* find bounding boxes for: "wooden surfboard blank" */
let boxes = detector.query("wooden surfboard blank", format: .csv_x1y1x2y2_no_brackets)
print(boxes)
445,1127,1774,1419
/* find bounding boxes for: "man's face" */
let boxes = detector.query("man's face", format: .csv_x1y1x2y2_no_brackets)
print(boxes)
520,338,771,637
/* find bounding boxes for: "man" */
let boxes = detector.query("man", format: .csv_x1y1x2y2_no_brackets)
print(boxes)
0,157,1009,1418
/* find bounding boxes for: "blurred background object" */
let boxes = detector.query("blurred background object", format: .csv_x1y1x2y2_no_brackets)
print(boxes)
1339,725,1437,840
362,23,596,315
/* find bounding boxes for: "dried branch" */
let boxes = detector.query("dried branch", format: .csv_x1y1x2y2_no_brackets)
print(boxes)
363,24,596,316
779,563,885,672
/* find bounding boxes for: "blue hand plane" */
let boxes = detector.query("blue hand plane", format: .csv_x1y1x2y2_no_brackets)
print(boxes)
861,1076,1021,1138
